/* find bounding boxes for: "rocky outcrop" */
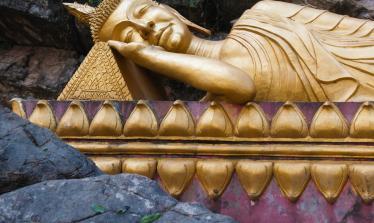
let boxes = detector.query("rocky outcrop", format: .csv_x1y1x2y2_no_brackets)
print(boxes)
0,46,81,103
0,105,102,194
0,174,237,223
0,0,93,52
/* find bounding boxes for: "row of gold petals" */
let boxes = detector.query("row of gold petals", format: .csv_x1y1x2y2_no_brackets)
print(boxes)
11,99,374,138
90,157,374,204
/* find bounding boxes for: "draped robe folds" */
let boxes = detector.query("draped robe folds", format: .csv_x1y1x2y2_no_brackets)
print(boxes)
227,0,374,102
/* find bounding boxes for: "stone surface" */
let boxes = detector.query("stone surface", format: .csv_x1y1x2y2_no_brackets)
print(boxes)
0,174,237,223
0,46,82,103
0,0,93,52
0,105,102,194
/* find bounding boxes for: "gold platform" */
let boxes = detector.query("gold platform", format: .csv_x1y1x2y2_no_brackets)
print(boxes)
11,99,374,203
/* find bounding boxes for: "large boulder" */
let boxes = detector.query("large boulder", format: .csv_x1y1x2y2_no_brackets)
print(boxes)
0,0,93,52
0,174,237,223
0,46,81,103
0,105,102,194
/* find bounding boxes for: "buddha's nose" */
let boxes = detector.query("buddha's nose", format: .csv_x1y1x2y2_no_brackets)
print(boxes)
129,20,155,39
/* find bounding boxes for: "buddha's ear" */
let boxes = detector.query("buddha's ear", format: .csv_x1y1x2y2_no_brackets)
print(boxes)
159,4,211,36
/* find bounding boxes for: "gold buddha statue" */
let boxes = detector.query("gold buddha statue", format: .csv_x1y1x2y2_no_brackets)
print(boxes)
63,0,374,103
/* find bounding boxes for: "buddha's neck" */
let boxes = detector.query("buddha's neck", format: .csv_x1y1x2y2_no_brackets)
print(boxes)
186,36,223,59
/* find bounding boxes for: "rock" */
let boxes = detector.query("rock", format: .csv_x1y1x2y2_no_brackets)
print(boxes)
0,46,82,103
0,0,93,52
0,174,237,223
0,105,102,194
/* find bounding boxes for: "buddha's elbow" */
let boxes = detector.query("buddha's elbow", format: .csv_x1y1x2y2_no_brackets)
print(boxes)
227,81,256,104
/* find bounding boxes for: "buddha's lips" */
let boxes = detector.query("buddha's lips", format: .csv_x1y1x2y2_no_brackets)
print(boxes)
154,24,172,45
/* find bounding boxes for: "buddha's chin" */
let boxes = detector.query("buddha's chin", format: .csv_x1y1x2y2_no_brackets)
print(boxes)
163,33,184,52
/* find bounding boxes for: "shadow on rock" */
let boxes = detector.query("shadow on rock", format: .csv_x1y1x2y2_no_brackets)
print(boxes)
0,104,102,194
0,174,237,223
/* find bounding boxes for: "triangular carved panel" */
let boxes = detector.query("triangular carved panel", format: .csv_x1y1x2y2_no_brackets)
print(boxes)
58,42,131,100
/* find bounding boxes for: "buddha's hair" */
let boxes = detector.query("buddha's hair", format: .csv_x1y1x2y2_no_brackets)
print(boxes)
90,0,159,42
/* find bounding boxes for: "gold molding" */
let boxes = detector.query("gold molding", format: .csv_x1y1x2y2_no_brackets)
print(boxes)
350,102,374,138
56,101,89,136
122,158,157,179
196,160,234,199
70,141,374,159
10,98,26,119
271,102,308,138
28,100,56,131
89,101,122,136
311,163,348,203
274,162,310,202
157,159,196,197
123,100,158,137
159,100,195,136
86,157,374,202
235,102,269,138
349,164,374,203
236,161,272,200
196,101,233,137
310,102,349,138
16,100,374,141
90,156,122,174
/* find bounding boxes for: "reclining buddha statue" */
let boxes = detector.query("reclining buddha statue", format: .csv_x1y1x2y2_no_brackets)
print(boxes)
62,0,374,103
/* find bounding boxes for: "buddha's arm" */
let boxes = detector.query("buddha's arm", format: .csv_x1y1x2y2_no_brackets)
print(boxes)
109,41,256,103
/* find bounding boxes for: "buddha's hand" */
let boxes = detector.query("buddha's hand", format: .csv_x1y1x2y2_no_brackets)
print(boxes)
108,40,164,59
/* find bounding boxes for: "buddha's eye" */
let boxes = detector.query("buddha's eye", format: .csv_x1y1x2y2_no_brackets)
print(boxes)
134,4,151,17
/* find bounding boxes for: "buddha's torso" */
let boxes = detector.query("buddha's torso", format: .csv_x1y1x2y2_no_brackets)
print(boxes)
217,0,374,102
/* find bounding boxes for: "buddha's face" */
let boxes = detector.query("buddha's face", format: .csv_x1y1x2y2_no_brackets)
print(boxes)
99,0,193,52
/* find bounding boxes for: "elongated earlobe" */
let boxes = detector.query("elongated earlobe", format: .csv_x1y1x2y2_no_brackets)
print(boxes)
159,4,211,36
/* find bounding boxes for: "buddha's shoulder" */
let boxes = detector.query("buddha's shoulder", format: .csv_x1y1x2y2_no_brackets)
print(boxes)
251,0,305,17
248,0,374,38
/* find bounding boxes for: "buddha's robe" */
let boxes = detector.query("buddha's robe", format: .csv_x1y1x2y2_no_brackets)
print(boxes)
228,0,374,102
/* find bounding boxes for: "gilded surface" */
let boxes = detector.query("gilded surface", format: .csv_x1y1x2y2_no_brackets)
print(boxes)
274,162,311,202
20,100,374,141
159,100,195,136
236,161,273,200
311,163,348,203
157,159,195,197
89,101,123,136
270,102,308,138
63,0,374,103
122,158,157,178
310,102,349,138
89,157,374,203
235,102,269,138
58,42,131,101
90,157,122,174
10,99,26,119
123,100,158,136
350,102,374,138
28,100,57,131
196,102,233,137
196,160,234,199
56,101,89,136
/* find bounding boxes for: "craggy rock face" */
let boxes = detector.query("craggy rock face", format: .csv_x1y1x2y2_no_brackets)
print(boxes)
0,105,102,194
0,174,238,223
0,46,82,104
